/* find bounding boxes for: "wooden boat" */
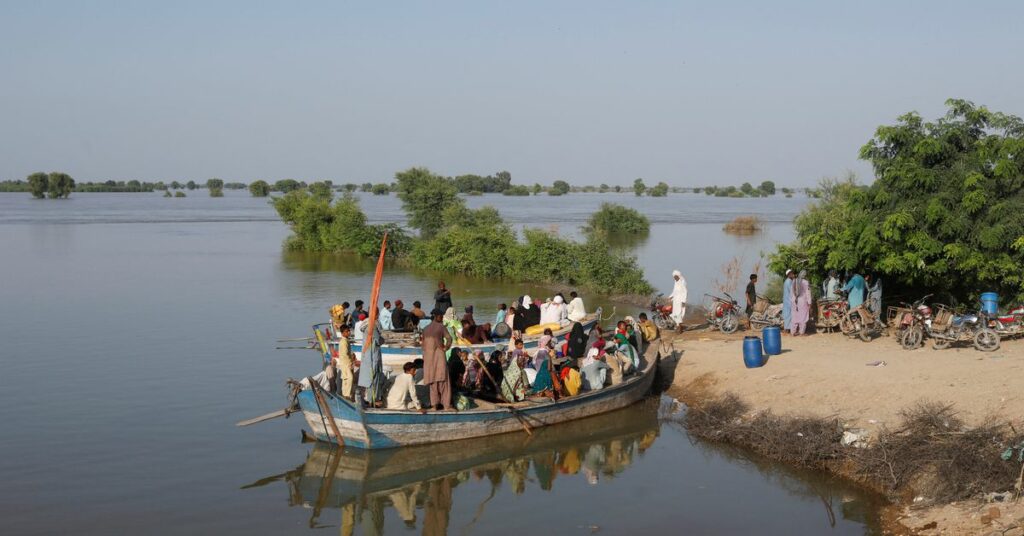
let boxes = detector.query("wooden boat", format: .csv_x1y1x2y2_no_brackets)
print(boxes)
297,343,660,449
338,309,603,369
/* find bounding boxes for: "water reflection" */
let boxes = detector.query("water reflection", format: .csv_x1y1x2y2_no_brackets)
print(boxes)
244,402,661,534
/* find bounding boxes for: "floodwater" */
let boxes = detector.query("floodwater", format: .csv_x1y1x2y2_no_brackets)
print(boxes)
0,191,883,534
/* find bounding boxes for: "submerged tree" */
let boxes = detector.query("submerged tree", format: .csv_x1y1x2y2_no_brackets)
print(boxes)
633,178,646,197
27,172,48,199
771,99,1024,302
394,167,463,238
206,178,224,197
648,181,669,197
249,180,270,197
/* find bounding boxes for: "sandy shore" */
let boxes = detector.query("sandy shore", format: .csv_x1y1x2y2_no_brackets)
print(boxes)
662,328,1024,535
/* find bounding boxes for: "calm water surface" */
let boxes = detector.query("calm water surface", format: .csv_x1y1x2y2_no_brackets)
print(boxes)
0,192,883,534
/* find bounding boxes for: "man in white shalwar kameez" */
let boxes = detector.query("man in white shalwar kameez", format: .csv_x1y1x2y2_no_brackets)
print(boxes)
670,270,688,327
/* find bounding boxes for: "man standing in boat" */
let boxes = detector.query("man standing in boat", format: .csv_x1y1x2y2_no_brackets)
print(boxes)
422,308,454,410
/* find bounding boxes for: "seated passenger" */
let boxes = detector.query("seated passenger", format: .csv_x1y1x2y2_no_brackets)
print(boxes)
501,353,529,402
560,366,582,396
410,301,425,321
604,342,634,386
566,291,586,322
387,362,423,410
480,351,504,397
638,312,659,343
581,358,610,391
391,300,415,332
379,301,394,330
460,319,493,344
353,313,368,343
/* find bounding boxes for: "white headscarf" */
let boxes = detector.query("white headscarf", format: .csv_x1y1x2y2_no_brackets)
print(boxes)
582,347,599,368
553,295,564,304
672,270,682,279
521,295,532,310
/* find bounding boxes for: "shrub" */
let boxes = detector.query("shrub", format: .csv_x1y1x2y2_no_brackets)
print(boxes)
371,183,390,195
175,191,186,198
585,203,651,235
648,181,669,197
549,180,570,196
394,167,464,238
249,180,270,197
722,216,763,235
503,185,530,196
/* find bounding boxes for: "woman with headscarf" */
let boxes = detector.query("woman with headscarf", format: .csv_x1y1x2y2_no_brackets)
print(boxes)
566,322,588,362
514,295,541,331
550,295,567,324
670,270,688,328
790,270,812,336
533,335,552,371
782,269,794,331
501,352,529,402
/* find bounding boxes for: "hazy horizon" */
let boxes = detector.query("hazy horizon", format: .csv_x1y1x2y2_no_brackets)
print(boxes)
2,1,1021,186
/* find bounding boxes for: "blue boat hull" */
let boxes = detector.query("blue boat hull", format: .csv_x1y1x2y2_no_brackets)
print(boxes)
299,343,659,449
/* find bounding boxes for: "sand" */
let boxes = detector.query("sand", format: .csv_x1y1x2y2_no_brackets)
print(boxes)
662,328,1024,535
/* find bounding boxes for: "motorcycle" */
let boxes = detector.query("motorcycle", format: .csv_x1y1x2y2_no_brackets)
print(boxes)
926,304,999,352
649,294,677,331
748,295,784,329
895,294,933,350
986,305,1024,339
835,292,881,342
703,293,740,334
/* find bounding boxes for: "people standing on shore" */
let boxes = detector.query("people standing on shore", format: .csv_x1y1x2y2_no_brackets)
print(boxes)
782,269,794,332
823,270,840,301
745,274,758,329
670,270,688,330
433,281,453,314
422,309,453,410
567,291,587,322
867,274,884,319
790,270,812,336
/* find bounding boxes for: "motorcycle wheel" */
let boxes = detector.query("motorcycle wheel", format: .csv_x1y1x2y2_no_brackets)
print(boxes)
858,325,872,342
839,316,854,335
720,312,739,334
973,328,1000,352
932,338,951,350
900,327,923,350
654,316,669,330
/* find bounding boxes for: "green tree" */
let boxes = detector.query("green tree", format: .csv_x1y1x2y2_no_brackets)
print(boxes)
46,172,75,198
186,180,197,190
532,183,543,195
549,180,571,196
371,183,390,195
343,183,358,192
771,99,1024,303
599,183,610,193
274,179,301,193
308,181,333,200
613,185,622,193
206,178,224,197
648,181,669,197
394,167,463,238
175,191,186,197
170,181,182,189
27,172,48,199
249,180,270,197
633,178,646,196
360,182,373,192
502,185,530,196
759,180,777,195
740,182,755,196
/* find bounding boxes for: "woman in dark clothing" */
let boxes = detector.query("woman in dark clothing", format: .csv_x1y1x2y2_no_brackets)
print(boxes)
480,350,504,397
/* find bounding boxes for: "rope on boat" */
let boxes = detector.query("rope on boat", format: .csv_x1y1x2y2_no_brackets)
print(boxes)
601,306,617,322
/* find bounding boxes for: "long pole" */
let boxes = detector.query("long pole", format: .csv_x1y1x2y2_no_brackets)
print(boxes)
362,233,389,402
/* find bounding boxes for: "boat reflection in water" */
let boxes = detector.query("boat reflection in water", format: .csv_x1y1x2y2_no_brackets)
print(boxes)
244,400,661,534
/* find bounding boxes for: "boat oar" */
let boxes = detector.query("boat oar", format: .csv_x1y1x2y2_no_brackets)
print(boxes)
236,407,294,427
277,337,313,342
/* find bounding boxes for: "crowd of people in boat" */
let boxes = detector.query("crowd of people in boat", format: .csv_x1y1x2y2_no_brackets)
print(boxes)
314,281,662,412
326,281,590,344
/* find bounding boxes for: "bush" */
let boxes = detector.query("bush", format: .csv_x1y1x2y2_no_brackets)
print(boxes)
648,181,669,197
274,179,301,193
163,190,172,198
308,181,333,201
503,185,530,196
249,180,270,197
28,172,48,199
722,216,763,235
585,203,651,235
633,178,646,196
371,183,390,195
175,191,186,198
273,191,411,256
549,180,570,196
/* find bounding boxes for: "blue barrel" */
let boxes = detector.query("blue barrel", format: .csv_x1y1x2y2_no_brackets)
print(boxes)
980,292,999,315
743,336,765,368
762,326,782,355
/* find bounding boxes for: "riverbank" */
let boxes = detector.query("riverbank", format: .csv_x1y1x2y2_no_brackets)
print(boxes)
661,329,1024,535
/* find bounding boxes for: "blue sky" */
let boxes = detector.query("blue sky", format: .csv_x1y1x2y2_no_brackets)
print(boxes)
1,1,1021,186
